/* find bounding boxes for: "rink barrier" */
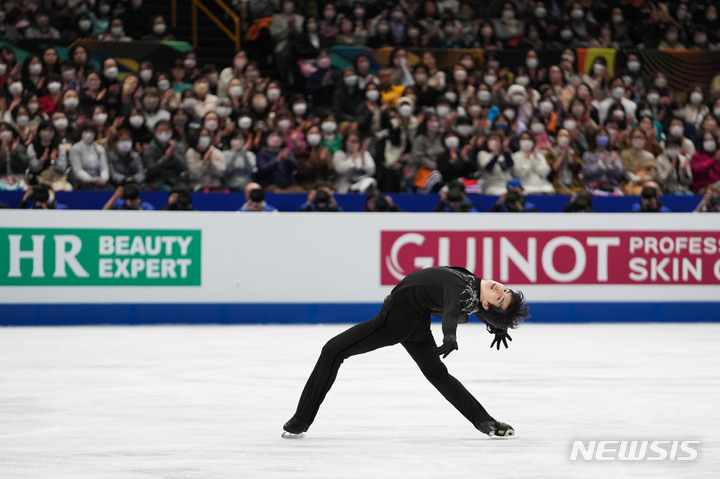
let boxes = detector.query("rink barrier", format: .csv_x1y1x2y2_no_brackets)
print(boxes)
1,302,718,326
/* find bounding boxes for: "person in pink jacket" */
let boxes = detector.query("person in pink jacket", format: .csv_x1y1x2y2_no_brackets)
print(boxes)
690,132,720,193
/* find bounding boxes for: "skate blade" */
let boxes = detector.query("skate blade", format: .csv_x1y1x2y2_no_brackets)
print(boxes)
489,428,517,439
282,431,305,439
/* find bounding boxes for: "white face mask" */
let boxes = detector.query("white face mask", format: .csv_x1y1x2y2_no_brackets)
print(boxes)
714,107,720,118
216,107,231,118
519,139,534,151
612,86,625,99
398,104,413,117
266,88,281,101
111,26,124,37
557,136,570,147
117,140,133,153
670,125,684,137
155,131,172,143
306,133,322,146
593,63,606,75
436,106,450,117
445,92,457,103
484,76,497,86
47,82,62,93
82,131,95,143
139,69,153,82
204,119,218,131
104,67,119,79
93,113,108,125
228,85,243,98
277,119,292,130
444,137,459,149
129,116,144,128
64,97,79,109
526,58,538,70
366,90,379,102
197,136,211,149
539,101,553,113
79,19,92,31
321,121,337,133
477,90,491,102
238,117,252,129
647,93,660,105
627,61,641,73
503,109,516,121
530,123,545,134
292,103,307,115
456,125,474,137
704,140,717,153
563,120,577,131
153,23,166,35
231,138,244,151
690,92,703,105
9,82,24,95
53,118,69,130
515,76,529,87
16,115,29,127
29,64,43,75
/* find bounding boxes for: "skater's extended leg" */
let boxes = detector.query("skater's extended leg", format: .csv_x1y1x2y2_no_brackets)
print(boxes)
291,302,409,429
402,330,493,430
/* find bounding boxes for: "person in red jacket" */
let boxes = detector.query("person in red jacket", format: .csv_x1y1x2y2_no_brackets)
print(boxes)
690,132,720,193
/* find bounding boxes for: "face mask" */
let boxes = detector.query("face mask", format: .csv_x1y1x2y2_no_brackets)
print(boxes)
669,125,684,137
104,67,118,79
665,148,679,158
64,97,79,109
596,135,609,147
520,139,534,151
365,90,380,102
198,136,211,149
277,119,292,130
502,9,514,20
453,71,467,82
117,140,133,153
704,140,717,153
457,125,474,136
40,130,54,142
444,25,456,36
477,90,491,102
184,59,197,69
143,98,159,110
612,110,625,121
183,98,198,109
138,69,153,82
266,88,281,101
515,76,529,87
530,123,545,134
204,119,218,131
153,23,166,35
526,58,538,70
344,75,358,87
29,64,43,75
714,107,720,118
82,131,95,143
53,118,68,130
111,26,124,37
129,116,144,128
560,29,573,40
484,76,497,86
571,9,584,20
398,104,413,117
317,58,331,69
426,121,439,133
539,101,553,113
511,94,525,106
627,61,640,73
216,106,231,118
321,121,337,133
612,14,624,24
79,19,92,30
28,102,40,114
306,133,322,146
15,115,29,127
238,117,252,129
535,7,547,18
445,92,457,103
444,137,459,149
155,131,172,143
503,109,516,120
231,138,244,151
61,69,75,81
246,71,259,82
647,93,660,105
9,82,23,95
228,85,243,98
0,131,12,142
690,92,703,105
252,99,267,110
632,138,645,150
593,63,606,75
99,4,111,15
655,78,668,89
612,87,625,99
468,105,482,117
557,136,570,147
93,113,108,125
436,106,450,117
45,81,62,94
0,64,6,76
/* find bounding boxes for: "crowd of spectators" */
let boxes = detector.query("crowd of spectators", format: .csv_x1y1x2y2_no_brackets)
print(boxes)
1,0,720,212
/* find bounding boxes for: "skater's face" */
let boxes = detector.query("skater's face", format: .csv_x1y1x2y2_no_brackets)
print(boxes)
481,280,510,311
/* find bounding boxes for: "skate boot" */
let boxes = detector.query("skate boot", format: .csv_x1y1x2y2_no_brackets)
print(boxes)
478,420,516,439
282,417,309,439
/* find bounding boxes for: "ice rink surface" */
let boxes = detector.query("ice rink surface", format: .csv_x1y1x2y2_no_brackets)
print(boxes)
1,323,718,479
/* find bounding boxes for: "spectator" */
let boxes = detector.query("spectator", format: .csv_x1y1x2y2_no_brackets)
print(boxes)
141,87,170,131
684,84,709,129
632,181,671,213
657,138,694,195
0,122,28,191
512,130,554,194
432,181,477,212
69,122,110,189
690,132,720,193
563,191,594,213
27,120,71,191
477,131,513,195
306,50,342,114
333,131,376,193
239,182,277,212
164,186,194,211
493,2,524,48
90,0,114,37
379,96,419,192
620,128,658,195
223,128,256,191
665,118,696,158
143,120,186,190
490,178,538,212
294,124,334,191
25,8,61,39
255,130,301,192
411,113,444,193
546,128,585,194
437,129,475,185
693,185,720,212
142,15,174,42
0,6,20,39
582,128,625,196
107,128,146,187
122,0,151,39
332,67,364,124
100,17,131,42
186,127,226,191
377,66,405,109
102,181,154,210
319,114,342,154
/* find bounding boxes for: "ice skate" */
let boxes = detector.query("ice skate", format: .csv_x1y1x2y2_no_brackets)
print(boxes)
282,417,308,439
478,420,517,439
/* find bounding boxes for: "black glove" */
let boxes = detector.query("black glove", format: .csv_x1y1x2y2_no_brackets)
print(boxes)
434,340,458,358
487,324,512,350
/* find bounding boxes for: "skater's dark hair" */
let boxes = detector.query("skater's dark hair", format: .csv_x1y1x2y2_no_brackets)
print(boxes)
485,289,529,329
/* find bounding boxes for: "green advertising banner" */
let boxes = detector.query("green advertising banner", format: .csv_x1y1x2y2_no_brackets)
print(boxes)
0,229,201,286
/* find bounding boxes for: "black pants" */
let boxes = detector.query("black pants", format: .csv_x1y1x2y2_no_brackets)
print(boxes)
291,298,493,431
